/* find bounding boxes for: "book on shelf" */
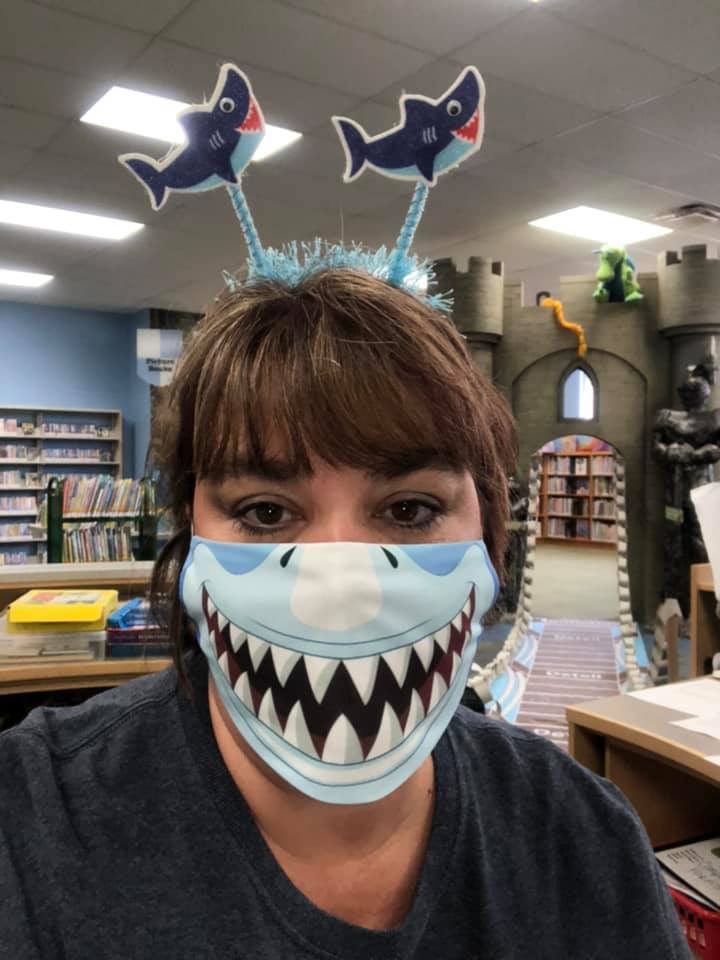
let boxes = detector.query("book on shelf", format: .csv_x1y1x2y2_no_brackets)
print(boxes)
0,495,37,512
62,522,135,563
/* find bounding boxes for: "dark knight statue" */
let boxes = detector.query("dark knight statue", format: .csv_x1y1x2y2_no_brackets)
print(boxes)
653,361,720,615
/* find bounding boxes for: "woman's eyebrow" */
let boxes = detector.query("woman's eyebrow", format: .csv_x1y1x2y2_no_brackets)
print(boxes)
367,452,461,480
218,457,307,484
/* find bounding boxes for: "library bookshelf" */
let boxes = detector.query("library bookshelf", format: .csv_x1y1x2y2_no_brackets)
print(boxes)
0,406,123,565
538,451,617,546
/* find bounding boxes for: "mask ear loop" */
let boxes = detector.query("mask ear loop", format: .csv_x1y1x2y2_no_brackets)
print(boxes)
387,182,430,286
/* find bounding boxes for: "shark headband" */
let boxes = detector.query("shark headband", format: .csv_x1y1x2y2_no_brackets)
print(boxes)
181,537,498,804
119,61,486,309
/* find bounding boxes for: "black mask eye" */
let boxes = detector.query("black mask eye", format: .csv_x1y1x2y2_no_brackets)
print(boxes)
219,97,235,113
447,99,462,117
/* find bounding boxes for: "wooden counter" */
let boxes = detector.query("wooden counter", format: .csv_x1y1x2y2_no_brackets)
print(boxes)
568,679,720,848
691,563,720,677
0,657,172,695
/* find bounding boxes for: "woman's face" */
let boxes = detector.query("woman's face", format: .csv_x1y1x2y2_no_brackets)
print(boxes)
193,452,483,545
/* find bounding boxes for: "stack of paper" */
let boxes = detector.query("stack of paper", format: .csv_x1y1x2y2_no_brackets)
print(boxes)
657,838,720,912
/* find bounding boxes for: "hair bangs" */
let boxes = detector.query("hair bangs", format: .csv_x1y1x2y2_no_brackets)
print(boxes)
190,285,479,480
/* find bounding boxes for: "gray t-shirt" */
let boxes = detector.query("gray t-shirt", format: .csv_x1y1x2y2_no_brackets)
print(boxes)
0,652,689,959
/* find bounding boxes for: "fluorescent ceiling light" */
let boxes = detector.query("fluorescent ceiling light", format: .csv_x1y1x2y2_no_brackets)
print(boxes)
81,86,301,160
529,206,672,245
0,200,143,240
0,268,53,288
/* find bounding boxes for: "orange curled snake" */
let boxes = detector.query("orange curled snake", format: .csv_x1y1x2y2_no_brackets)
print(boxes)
541,298,587,358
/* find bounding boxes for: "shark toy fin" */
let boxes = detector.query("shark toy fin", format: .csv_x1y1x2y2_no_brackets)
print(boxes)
332,117,369,182
415,150,437,185
119,154,168,210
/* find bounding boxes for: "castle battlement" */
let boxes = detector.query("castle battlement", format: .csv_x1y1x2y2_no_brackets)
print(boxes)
657,243,720,334
433,256,504,339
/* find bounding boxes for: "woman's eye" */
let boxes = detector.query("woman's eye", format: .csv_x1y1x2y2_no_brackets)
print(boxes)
237,502,288,528
386,499,440,527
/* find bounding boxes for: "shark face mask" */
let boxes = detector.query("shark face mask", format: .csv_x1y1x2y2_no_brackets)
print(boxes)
181,536,498,805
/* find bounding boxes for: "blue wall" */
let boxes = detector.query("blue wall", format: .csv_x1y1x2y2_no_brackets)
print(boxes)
0,302,151,477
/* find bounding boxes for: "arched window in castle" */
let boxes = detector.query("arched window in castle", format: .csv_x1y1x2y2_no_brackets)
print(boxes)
561,366,596,420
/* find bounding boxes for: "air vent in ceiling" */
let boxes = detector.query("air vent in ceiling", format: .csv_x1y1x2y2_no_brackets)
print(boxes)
656,202,720,225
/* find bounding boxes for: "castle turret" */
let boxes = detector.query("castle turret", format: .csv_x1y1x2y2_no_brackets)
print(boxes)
657,244,720,405
433,256,504,380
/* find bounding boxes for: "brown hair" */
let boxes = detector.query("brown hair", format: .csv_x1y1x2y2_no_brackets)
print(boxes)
151,269,517,692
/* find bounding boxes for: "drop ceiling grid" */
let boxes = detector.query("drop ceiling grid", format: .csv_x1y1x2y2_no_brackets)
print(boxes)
2,0,720,309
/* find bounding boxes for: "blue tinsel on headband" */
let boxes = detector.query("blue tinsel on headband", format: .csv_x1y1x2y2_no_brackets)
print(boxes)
222,238,453,314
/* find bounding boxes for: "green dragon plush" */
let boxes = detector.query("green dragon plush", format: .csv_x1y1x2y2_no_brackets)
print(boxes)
593,244,644,303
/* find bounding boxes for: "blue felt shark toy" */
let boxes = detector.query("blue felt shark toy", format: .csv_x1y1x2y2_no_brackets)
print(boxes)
119,64,265,210
332,66,485,187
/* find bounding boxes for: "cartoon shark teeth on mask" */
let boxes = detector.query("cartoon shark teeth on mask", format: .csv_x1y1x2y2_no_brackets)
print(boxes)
119,64,265,210
332,66,485,187
181,537,498,804
203,582,476,762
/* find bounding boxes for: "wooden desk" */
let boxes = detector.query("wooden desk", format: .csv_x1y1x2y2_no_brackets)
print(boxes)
567,680,720,848
0,658,172,695
691,563,720,677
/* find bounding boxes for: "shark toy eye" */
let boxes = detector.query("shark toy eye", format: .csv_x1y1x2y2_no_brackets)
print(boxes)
219,97,235,113
446,99,462,118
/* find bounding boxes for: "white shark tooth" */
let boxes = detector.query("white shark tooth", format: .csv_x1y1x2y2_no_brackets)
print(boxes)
271,646,301,686
258,688,281,734
343,654,379,706
428,672,448,713
367,703,404,760
218,650,229,679
462,596,472,619
382,645,413,688
434,624,452,654
217,613,228,633
234,671,254,712
283,701,318,758
304,654,337,705
322,714,364,764
414,635,435,672
452,611,463,633
206,597,216,619
451,651,462,683
404,688,425,735
247,635,269,672
229,624,246,653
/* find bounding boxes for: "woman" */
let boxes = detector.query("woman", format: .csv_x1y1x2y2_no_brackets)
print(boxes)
0,270,688,958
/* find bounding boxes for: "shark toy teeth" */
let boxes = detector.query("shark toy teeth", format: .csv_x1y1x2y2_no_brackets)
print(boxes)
119,63,265,211
332,66,485,187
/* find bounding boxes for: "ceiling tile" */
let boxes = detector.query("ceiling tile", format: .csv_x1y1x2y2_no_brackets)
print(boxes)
0,58,109,119
452,8,695,113
0,1,150,78
37,0,190,33
0,106,66,149
165,0,432,98
8,151,156,216
620,78,720,158
0,221,115,270
546,118,718,191
480,73,599,147
0,144,36,178
124,41,359,134
544,0,720,75
282,0,529,56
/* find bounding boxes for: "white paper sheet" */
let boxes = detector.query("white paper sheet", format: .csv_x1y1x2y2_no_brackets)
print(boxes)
691,482,720,601
671,714,720,741
628,677,720,716
656,839,720,910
